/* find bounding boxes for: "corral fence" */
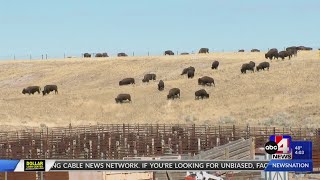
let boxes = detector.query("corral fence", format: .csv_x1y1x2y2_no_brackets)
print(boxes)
0,124,319,166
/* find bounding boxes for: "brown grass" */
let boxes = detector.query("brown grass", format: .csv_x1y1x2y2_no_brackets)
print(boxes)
0,51,319,130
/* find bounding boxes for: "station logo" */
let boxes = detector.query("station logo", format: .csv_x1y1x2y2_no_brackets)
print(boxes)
265,135,292,159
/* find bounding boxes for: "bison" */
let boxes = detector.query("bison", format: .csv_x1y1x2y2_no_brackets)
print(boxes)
158,80,164,91
241,61,255,73
42,85,58,96
297,46,312,51
286,46,298,57
265,48,278,60
142,74,156,83
278,51,291,60
187,70,194,79
95,53,103,57
119,78,135,86
117,53,128,57
198,48,209,54
115,94,131,103
180,52,189,55
256,62,270,71
22,86,41,95
102,52,109,57
198,76,215,86
238,49,245,52
195,89,209,100
167,88,180,100
181,66,195,75
251,49,260,52
83,53,91,58
164,50,174,55
211,61,219,70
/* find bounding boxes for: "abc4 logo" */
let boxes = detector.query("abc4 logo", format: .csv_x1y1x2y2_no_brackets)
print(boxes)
265,138,291,154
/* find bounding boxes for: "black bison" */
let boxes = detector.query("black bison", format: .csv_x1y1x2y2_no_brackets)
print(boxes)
119,78,135,86
83,53,91,58
180,52,189,55
164,50,174,55
256,62,270,71
211,61,219,70
95,53,103,57
158,80,164,91
22,86,41,95
167,88,180,100
278,51,291,60
118,53,128,57
42,85,58,96
181,66,195,75
187,70,194,79
198,48,209,54
297,46,312,51
115,94,131,103
172,126,184,135
238,49,245,52
198,76,215,86
195,89,209,100
142,74,156,83
251,49,260,52
265,48,278,60
102,53,109,57
241,61,255,73
286,46,298,57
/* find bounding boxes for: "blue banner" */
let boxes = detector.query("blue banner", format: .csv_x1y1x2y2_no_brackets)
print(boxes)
291,141,312,160
265,160,313,172
0,160,20,172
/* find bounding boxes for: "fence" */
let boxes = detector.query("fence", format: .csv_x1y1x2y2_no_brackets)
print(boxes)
0,124,318,161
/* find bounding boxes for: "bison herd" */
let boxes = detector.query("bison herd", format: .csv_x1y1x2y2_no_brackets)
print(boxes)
23,46,313,103
22,85,58,96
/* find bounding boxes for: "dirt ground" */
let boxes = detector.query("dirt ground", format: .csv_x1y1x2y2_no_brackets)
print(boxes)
0,51,319,131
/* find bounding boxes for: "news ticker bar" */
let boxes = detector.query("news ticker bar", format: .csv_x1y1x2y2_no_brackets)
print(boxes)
0,159,313,172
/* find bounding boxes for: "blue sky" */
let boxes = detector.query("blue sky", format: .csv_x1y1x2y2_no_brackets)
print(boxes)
0,0,319,59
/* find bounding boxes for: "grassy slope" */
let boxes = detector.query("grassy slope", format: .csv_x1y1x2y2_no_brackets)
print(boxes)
0,51,319,130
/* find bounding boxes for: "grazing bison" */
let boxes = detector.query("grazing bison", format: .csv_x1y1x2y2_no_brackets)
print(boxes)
95,53,103,57
119,78,135,86
42,85,58,96
286,47,298,57
195,89,209,100
142,74,156,83
172,126,184,135
278,51,291,60
198,76,215,86
180,52,189,55
83,53,91,58
117,53,128,57
241,61,255,73
211,61,219,70
238,49,245,52
22,86,41,95
102,53,109,57
167,88,180,100
265,48,278,60
297,46,312,51
158,80,164,91
256,62,270,71
115,94,131,103
251,49,260,52
181,66,195,75
187,70,194,79
198,48,209,54
164,50,174,55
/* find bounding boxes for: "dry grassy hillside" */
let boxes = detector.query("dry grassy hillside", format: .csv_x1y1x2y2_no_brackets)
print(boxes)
0,51,319,130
